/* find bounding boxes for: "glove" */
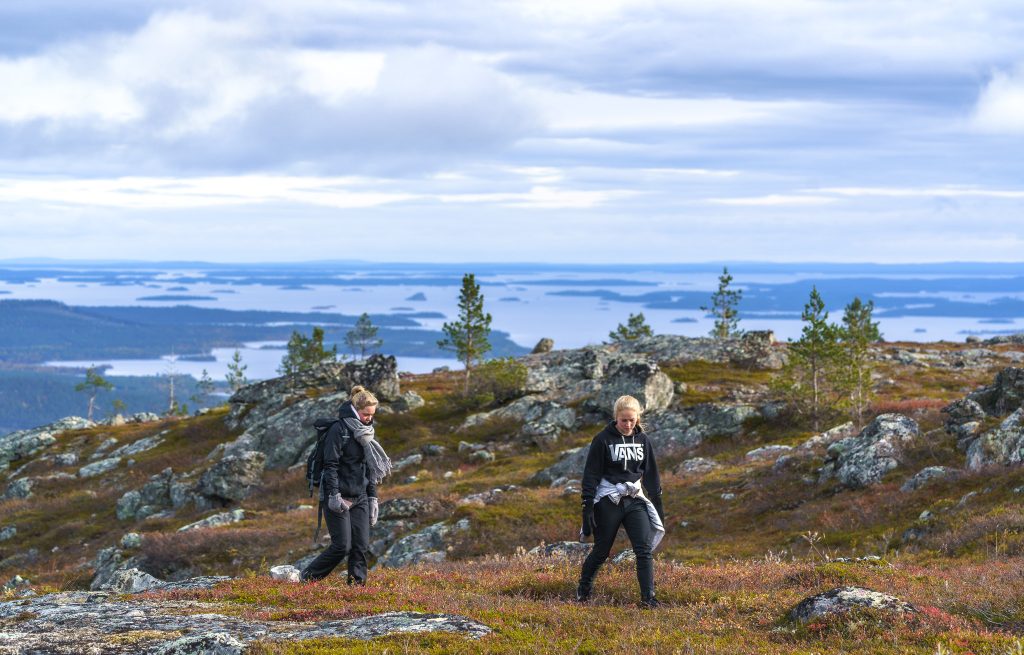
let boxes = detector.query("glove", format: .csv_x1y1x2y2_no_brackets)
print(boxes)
328,493,351,513
369,497,379,526
581,501,596,537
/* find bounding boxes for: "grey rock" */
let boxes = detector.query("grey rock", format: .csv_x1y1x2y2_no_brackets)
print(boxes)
458,441,486,453
531,338,554,354
379,498,436,520
799,422,856,452
790,586,915,622
2,575,31,595
421,444,446,457
109,434,165,458
391,391,425,413
0,548,38,572
393,453,424,472
820,414,920,489
457,485,518,507
100,567,164,593
369,519,417,558
90,437,119,459
646,403,758,458
0,526,15,542
269,565,301,583
120,533,143,549
674,457,720,476
966,335,982,344
772,454,800,472
377,519,470,568
967,367,1024,416
78,456,122,478
90,547,140,591
965,407,1024,470
117,468,182,521
128,412,162,423
615,331,785,369
531,446,587,485
460,396,576,444
592,357,674,415
745,444,794,461
0,416,94,470
54,452,79,467
611,549,636,564
900,466,960,492
2,478,33,500
178,509,245,532
197,451,265,503
942,398,987,450
469,450,495,463
153,633,245,655
526,541,593,560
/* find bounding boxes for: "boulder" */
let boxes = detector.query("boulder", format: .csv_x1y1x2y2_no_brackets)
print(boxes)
526,541,593,560
460,395,576,445
967,367,1024,416
900,466,960,492
197,451,266,503
153,633,245,655
377,519,470,568
391,391,425,413
616,330,785,369
269,565,301,583
0,416,94,470
532,446,588,485
116,468,190,521
673,457,721,476
531,338,554,354
100,567,164,594
819,414,919,489
645,403,759,458
942,398,986,451
789,586,916,622
965,408,1024,470
53,453,79,467
89,546,140,590
456,485,518,507
379,498,437,520
178,509,246,532
392,453,423,472
592,357,674,414
120,533,143,549
109,433,165,458
799,422,856,452
2,478,34,500
746,444,794,462
77,456,122,478
0,526,16,542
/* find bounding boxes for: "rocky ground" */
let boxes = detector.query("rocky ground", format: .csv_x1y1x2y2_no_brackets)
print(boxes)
1,334,1023,653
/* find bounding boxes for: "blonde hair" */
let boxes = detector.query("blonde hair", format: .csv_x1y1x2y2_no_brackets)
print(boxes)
350,385,379,410
613,395,645,431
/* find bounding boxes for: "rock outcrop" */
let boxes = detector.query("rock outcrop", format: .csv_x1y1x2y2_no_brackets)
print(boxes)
966,367,1024,416
116,468,193,521
196,451,266,504
789,586,916,622
819,414,919,489
965,408,1024,470
941,398,986,451
616,330,785,369
0,416,95,471
900,466,960,492
377,519,470,568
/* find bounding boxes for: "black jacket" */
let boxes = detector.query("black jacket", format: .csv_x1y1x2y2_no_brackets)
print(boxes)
321,402,377,499
581,422,662,513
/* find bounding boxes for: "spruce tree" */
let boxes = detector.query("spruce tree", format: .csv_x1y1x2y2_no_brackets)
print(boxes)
438,273,492,392
278,326,338,376
840,297,882,426
609,312,654,343
75,366,113,421
225,349,249,392
702,266,743,339
345,312,383,360
781,287,845,431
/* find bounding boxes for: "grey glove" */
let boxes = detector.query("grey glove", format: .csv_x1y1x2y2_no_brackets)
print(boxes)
369,497,379,526
328,493,351,513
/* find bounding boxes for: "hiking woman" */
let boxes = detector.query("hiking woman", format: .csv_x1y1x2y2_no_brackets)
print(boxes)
577,394,665,607
301,385,392,584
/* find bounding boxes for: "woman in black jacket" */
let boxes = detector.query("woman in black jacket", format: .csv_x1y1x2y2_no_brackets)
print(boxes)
577,394,665,607
301,385,392,584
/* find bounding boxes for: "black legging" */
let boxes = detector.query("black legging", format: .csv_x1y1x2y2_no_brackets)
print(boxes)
302,495,370,583
579,496,655,599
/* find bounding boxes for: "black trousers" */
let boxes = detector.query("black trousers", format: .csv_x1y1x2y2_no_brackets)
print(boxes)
302,495,370,583
579,496,655,599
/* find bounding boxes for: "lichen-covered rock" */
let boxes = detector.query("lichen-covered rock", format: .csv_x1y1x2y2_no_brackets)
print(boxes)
77,456,122,478
377,519,470,568
592,357,674,415
153,633,245,655
819,414,919,489
53,452,79,467
379,498,437,520
616,330,785,369
456,485,518,507
0,416,94,470
100,567,164,593
799,422,856,452
531,338,554,354
673,457,721,476
967,367,1024,416
900,466,960,492
645,404,759,458
942,398,986,451
745,444,794,461
391,391,425,413
789,586,916,622
0,526,16,542
392,453,423,472
2,478,33,500
526,541,593,560
460,395,576,444
965,408,1024,470
270,565,302,583
197,451,265,503
90,546,140,591
116,468,186,521
120,532,143,549
531,446,588,485
109,433,165,459
178,509,245,532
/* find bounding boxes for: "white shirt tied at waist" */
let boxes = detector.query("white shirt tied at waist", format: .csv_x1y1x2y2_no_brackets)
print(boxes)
594,478,666,551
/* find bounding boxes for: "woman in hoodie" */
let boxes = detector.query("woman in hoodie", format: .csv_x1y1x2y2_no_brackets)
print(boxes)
301,385,392,584
577,394,665,607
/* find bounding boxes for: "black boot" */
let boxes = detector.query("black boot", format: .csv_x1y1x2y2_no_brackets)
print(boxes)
640,596,660,609
575,581,592,602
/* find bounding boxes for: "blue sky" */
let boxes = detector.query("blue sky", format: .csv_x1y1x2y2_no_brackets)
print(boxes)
1,0,1023,263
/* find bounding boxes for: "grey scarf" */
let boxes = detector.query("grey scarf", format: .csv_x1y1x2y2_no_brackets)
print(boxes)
342,410,392,484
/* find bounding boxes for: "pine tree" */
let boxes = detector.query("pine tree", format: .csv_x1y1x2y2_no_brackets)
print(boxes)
75,366,113,421
840,297,882,426
345,313,383,360
779,287,845,431
278,326,338,376
701,266,743,339
190,368,216,407
609,313,654,343
225,349,249,392
438,273,492,392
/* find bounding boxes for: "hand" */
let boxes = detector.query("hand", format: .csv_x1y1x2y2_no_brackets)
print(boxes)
369,497,379,526
581,502,596,537
328,493,351,513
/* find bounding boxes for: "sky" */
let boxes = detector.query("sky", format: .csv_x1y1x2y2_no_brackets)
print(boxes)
1,0,1024,263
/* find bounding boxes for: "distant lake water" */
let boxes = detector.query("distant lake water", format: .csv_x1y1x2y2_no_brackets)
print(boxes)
6,263,1022,382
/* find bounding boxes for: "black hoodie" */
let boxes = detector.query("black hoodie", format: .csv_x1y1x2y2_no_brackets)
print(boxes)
580,421,662,512
321,402,377,499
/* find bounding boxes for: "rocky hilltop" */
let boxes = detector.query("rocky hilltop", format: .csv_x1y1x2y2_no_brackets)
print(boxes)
1,334,1023,653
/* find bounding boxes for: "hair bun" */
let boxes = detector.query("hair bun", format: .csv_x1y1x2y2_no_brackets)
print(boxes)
351,385,366,395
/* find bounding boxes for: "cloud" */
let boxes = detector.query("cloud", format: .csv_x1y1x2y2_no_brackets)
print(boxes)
707,194,836,206
971,65,1024,134
816,186,1024,198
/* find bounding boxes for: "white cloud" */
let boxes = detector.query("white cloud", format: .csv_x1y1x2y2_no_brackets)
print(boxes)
707,194,837,206
971,65,1024,134
817,186,1024,198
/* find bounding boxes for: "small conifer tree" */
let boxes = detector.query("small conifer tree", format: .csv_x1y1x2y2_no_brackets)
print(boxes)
438,273,492,392
609,312,654,343
225,349,249,392
778,287,845,430
840,297,882,426
278,326,338,376
75,365,113,421
345,313,383,360
702,266,743,339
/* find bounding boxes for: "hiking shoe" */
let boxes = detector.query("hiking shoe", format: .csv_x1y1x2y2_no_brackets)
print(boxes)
640,597,660,609
575,583,592,602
